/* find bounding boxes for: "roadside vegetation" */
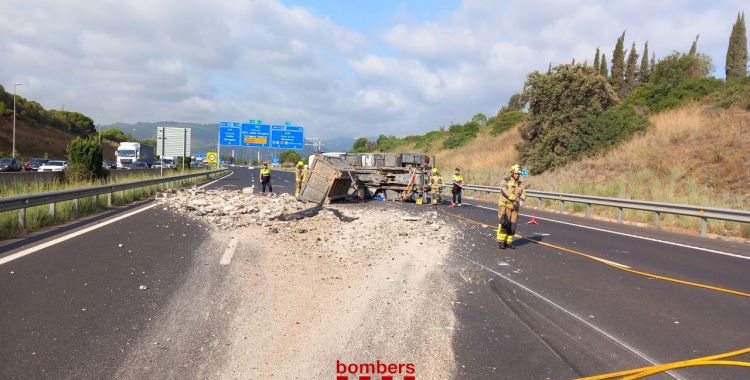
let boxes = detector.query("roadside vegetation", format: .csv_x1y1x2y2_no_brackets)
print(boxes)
0,169,225,240
348,13,750,239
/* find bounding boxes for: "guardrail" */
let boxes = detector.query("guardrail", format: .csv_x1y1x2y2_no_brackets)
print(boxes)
0,170,228,229
462,184,750,237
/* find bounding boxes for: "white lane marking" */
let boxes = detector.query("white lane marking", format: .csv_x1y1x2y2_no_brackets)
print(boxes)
219,239,239,265
200,171,233,188
596,258,631,269
464,203,748,259
0,204,158,266
458,254,687,380
0,171,232,266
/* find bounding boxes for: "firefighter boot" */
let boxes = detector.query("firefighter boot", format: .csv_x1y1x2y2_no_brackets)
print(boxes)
498,241,506,249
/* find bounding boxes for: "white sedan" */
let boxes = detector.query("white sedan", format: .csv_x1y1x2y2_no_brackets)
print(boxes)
38,160,69,172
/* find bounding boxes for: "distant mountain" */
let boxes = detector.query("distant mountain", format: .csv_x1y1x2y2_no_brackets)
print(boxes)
109,122,356,157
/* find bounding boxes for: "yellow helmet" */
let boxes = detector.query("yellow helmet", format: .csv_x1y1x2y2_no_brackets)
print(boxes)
297,161,304,166
510,164,522,174
432,168,439,173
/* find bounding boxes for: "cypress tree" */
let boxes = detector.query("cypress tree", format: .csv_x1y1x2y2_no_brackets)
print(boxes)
624,42,639,96
650,52,656,76
689,34,699,57
610,31,627,91
593,47,601,72
600,53,608,76
639,41,650,83
726,11,748,80
548,63,552,74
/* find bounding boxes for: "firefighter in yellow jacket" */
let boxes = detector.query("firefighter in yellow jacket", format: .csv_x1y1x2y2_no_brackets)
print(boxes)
429,168,444,205
497,164,526,249
295,161,305,196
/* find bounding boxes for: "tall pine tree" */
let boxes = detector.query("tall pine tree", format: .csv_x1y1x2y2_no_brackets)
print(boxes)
600,53,608,76
639,41,651,83
726,11,748,80
610,31,627,92
593,47,601,72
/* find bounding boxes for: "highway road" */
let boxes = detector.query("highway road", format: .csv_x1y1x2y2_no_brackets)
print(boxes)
1,167,749,379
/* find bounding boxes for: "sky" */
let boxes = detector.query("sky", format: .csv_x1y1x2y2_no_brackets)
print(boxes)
1,0,747,140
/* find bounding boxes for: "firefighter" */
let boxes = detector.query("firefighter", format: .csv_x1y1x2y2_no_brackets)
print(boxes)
259,163,272,194
295,160,305,196
451,168,465,207
429,168,444,205
497,164,526,249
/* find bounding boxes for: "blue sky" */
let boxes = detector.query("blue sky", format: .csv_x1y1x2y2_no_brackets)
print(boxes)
1,0,747,140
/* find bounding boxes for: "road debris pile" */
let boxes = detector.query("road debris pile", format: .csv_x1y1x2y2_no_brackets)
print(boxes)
155,188,457,249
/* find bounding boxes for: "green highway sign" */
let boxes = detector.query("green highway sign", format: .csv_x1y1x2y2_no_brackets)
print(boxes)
284,121,291,126
249,119,256,124
257,119,263,124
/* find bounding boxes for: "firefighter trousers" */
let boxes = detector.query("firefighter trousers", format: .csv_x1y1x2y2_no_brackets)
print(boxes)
496,207,519,244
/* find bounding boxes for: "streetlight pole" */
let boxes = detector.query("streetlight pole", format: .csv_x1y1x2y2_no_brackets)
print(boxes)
132,129,136,141
99,115,104,144
13,83,21,159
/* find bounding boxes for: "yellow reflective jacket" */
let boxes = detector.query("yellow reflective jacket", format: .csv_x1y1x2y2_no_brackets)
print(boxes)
429,174,444,190
499,176,526,208
295,167,303,181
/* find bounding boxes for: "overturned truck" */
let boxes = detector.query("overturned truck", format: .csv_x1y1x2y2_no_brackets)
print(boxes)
297,152,434,204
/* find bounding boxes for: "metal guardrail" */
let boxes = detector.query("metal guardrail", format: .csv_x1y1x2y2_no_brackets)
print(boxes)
0,170,228,229
462,184,750,237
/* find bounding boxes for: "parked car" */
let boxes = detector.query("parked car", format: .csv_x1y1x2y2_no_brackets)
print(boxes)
0,158,23,172
38,160,68,172
130,161,149,169
24,158,49,171
104,161,117,169
152,161,162,168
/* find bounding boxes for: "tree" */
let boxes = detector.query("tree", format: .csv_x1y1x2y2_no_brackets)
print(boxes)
351,137,370,152
726,12,748,80
66,136,105,182
689,34,699,57
593,47,601,71
600,54,608,76
279,150,302,164
623,42,640,97
516,64,619,174
610,30,627,93
639,41,651,83
471,113,488,125
505,92,527,111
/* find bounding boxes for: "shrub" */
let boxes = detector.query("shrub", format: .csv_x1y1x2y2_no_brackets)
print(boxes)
490,110,526,136
64,162,93,183
66,136,105,180
572,104,650,157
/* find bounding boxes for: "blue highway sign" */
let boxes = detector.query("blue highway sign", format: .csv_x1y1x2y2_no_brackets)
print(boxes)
271,125,304,150
521,169,529,176
219,122,241,146
240,124,271,148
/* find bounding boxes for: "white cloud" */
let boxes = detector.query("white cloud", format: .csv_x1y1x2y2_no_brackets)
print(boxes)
0,0,746,140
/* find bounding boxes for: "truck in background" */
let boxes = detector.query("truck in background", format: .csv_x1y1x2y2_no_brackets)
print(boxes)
161,156,176,168
116,142,155,169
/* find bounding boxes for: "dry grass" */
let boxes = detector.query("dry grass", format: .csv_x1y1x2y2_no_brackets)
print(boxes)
0,117,119,160
433,104,750,239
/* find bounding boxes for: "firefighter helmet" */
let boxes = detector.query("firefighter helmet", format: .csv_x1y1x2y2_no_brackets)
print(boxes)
510,164,522,174
432,168,439,173
297,161,304,166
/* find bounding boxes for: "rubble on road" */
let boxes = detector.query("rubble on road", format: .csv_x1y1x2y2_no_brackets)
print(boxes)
155,187,456,251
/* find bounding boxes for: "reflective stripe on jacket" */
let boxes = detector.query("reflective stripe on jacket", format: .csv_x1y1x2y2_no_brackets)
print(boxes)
261,168,271,177
499,176,526,208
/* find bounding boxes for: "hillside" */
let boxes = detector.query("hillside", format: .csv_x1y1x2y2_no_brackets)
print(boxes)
392,104,750,238
0,117,118,161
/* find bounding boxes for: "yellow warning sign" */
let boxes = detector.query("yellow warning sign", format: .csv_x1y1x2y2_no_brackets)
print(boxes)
206,152,218,163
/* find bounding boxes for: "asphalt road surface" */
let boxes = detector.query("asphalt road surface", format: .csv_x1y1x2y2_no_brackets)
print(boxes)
1,168,749,379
